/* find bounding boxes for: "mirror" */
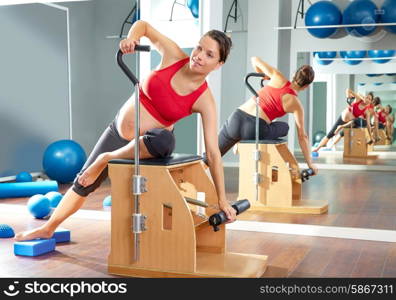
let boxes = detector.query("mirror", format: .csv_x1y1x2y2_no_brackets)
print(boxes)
219,0,396,237
294,51,396,169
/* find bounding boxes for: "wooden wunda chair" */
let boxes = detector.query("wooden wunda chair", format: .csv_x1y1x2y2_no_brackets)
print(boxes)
375,129,388,146
236,140,328,214
107,154,268,277
343,128,375,158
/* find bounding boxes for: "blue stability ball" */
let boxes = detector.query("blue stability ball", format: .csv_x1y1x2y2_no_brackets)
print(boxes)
343,0,379,37
132,8,140,24
43,140,86,184
0,224,15,238
381,0,396,34
103,195,112,207
314,51,337,65
45,191,63,208
340,50,367,65
27,194,51,219
368,50,396,64
313,131,326,143
366,73,382,77
16,171,33,182
187,0,199,18
305,1,342,38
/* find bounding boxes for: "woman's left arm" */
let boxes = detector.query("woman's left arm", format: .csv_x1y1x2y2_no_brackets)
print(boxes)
193,89,236,222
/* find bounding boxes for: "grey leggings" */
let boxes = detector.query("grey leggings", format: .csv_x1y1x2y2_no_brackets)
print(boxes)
218,109,289,156
72,117,175,197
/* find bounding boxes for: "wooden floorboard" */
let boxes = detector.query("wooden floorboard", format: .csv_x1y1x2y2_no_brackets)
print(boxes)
1,169,395,277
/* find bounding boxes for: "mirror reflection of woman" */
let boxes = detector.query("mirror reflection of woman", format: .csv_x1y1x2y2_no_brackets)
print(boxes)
376,104,394,142
313,89,376,152
215,57,318,174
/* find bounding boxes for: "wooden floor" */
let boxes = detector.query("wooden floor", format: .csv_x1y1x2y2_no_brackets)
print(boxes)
295,151,396,167
226,168,396,231
1,169,396,277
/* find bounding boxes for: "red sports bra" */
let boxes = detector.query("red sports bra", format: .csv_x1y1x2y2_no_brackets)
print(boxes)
378,111,387,124
257,81,297,121
348,100,369,118
139,57,208,126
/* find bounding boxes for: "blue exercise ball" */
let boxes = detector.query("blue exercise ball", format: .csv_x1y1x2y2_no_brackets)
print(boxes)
187,0,199,18
305,1,342,38
314,51,337,65
27,194,51,219
380,0,396,34
313,131,326,143
103,195,112,207
368,49,395,64
16,171,33,183
132,8,140,24
43,140,86,184
343,0,379,37
366,73,382,77
340,50,367,65
0,224,15,238
45,191,63,208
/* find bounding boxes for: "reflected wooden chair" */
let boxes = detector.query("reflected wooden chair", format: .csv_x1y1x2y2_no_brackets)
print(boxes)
343,128,376,158
236,140,328,214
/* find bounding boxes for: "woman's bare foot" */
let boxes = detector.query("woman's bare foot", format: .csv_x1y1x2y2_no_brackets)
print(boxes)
78,154,109,187
14,226,53,241
312,145,322,152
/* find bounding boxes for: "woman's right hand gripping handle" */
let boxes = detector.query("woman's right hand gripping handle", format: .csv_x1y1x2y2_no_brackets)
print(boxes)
119,39,140,54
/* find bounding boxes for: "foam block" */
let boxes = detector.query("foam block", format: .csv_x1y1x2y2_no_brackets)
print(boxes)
0,181,58,198
14,238,56,257
52,229,70,243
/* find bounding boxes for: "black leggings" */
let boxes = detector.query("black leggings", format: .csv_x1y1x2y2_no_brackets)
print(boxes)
326,116,347,139
339,118,367,137
218,109,289,156
72,116,175,197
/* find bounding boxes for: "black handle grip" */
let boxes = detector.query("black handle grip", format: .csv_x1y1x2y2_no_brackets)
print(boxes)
134,45,151,52
209,199,251,232
245,72,266,97
116,45,151,85
301,168,314,182
346,97,355,106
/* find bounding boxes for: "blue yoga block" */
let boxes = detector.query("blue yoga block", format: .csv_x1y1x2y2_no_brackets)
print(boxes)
14,238,56,257
52,229,70,243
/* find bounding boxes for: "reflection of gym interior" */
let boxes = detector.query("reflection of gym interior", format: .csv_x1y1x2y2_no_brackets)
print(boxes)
1,0,396,278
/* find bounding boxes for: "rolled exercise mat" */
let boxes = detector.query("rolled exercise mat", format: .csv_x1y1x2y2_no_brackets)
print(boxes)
0,181,58,198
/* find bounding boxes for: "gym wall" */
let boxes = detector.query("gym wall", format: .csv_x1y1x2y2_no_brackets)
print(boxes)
0,4,69,177
0,0,138,177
